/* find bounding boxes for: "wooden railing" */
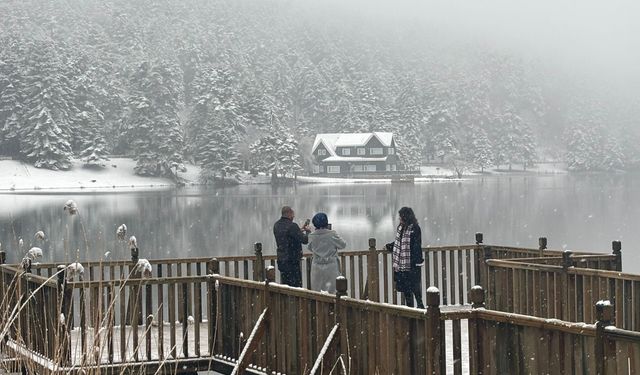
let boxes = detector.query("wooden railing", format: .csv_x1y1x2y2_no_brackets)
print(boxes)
0,263,61,361
2,253,639,374
464,291,639,374
484,245,637,330
4,234,622,313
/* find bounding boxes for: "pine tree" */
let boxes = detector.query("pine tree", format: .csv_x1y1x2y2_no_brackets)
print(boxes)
186,66,244,161
564,125,601,171
79,135,110,167
69,60,107,153
23,108,72,170
249,121,302,178
464,126,493,172
493,108,536,170
424,104,459,162
124,61,185,178
18,42,76,169
0,71,23,157
198,110,242,183
238,82,271,130
290,59,329,132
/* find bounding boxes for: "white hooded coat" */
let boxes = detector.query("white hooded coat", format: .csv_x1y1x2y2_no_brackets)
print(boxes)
308,229,347,293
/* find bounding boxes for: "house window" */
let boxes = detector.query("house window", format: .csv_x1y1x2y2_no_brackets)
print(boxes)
327,165,341,174
318,149,327,156
388,148,395,155
370,148,383,155
357,148,366,155
391,164,397,171
341,148,351,156
386,164,391,171
353,165,363,172
365,164,377,172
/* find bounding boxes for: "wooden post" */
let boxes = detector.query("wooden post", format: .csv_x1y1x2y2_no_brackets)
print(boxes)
595,300,614,375
207,258,219,355
366,238,380,302
469,285,485,309
264,266,276,372
468,286,486,375
475,232,483,245
208,258,220,275
612,241,622,272
538,237,547,257
474,233,484,287
425,287,443,375
336,276,348,298
562,250,573,269
266,266,276,284
480,245,492,307
334,276,347,372
253,243,265,281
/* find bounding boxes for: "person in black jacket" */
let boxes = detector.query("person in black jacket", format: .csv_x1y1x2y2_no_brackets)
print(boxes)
273,206,310,287
386,207,425,308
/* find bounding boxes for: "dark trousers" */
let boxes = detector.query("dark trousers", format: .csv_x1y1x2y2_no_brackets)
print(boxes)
404,286,425,308
280,265,302,287
396,268,425,308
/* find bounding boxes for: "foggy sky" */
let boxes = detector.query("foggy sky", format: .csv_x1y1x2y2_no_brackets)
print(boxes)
327,0,640,97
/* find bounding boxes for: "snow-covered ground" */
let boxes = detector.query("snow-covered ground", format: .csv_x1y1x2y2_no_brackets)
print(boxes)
490,162,568,174
0,158,278,192
0,158,196,192
420,162,568,177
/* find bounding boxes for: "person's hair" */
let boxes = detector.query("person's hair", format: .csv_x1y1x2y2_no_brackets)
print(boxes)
281,206,293,217
399,207,417,226
312,212,329,229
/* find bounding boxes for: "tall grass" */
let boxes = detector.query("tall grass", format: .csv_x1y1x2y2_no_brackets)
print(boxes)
0,200,224,375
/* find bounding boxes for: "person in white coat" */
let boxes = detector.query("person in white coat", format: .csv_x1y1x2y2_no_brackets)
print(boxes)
308,213,347,293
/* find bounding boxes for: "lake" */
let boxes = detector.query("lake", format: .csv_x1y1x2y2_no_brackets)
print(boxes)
1,173,639,273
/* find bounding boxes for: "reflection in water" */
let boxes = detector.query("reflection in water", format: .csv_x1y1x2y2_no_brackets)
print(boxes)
0,174,638,272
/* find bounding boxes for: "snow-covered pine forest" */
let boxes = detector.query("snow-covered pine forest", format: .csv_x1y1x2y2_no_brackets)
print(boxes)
0,0,639,181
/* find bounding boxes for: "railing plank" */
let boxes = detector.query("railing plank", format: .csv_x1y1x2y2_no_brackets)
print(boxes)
457,249,464,305
452,318,462,375
168,267,176,359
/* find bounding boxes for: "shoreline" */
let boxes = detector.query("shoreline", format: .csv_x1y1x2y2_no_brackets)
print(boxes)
0,158,571,193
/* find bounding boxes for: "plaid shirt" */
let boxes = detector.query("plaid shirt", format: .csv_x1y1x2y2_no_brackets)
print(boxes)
392,224,413,272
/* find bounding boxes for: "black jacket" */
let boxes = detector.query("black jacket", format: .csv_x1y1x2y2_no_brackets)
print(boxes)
386,223,424,268
274,216,309,270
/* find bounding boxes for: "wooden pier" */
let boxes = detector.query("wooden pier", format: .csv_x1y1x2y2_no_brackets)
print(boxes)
1,235,639,374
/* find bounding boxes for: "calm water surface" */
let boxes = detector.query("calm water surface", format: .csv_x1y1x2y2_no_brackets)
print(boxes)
1,174,639,272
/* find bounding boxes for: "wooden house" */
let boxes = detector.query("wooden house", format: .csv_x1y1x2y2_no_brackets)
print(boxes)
311,132,400,176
